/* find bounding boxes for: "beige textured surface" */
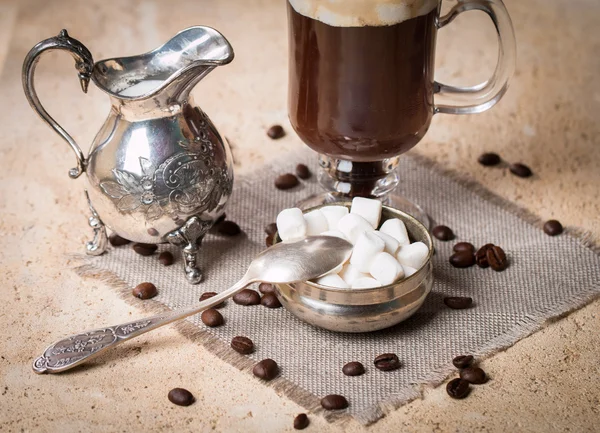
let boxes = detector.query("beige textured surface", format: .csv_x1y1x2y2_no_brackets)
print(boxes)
1,0,599,432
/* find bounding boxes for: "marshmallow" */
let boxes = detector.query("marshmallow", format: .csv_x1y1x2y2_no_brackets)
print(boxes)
320,230,348,240
373,230,400,255
379,218,410,246
320,205,349,231
350,231,385,273
315,273,349,289
350,197,382,229
339,263,369,285
369,252,405,286
402,265,418,278
351,277,383,289
304,209,329,236
276,208,307,242
337,213,375,244
396,241,429,270
324,263,345,276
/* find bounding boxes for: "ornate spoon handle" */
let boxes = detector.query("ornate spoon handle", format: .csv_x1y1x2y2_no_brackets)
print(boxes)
33,279,248,374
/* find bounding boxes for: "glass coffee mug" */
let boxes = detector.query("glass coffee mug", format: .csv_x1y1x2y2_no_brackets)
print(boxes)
287,0,516,224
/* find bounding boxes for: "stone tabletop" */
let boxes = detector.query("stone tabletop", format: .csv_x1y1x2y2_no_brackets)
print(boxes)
1,0,599,431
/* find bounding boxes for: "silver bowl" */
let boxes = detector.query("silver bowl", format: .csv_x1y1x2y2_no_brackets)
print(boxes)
274,203,434,333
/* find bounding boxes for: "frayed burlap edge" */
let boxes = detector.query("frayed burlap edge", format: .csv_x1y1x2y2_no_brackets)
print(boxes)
73,148,600,426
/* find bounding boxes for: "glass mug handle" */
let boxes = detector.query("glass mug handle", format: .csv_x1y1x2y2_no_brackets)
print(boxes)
434,0,516,115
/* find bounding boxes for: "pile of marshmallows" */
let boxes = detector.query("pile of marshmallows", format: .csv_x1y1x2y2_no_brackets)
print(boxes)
276,197,430,289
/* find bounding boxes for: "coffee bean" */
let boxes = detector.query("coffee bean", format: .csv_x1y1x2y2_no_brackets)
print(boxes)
275,173,299,190
147,227,159,237
158,251,174,266
132,282,157,300
509,163,533,178
261,293,282,308
217,221,241,236
199,292,225,309
266,235,274,247
293,413,310,430
342,361,365,376
460,367,487,384
452,355,474,369
449,251,475,268
444,296,473,309
267,124,285,139
201,309,224,327
233,289,261,306
295,164,311,180
475,244,494,268
214,213,226,226
109,233,130,247
373,353,401,371
264,222,277,236
486,246,508,271
321,394,348,410
446,378,470,399
132,243,157,256
258,282,277,295
432,225,454,241
478,152,501,166
543,219,563,236
231,336,254,354
253,358,279,380
453,242,475,254
168,388,195,406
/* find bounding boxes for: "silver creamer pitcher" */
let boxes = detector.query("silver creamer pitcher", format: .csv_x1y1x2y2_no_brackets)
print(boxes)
23,27,235,284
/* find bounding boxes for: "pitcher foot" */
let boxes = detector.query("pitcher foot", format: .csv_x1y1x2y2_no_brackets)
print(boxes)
167,216,212,284
84,190,108,256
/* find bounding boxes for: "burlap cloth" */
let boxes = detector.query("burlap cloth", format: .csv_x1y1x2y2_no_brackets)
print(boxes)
76,148,600,425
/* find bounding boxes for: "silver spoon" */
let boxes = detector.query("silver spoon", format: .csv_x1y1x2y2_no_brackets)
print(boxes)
33,236,353,374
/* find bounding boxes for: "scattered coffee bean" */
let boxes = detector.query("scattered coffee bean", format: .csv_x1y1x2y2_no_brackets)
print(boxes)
201,309,224,327
214,213,227,226
453,242,475,254
217,220,241,236
109,233,130,247
132,242,157,256
374,353,401,371
132,282,157,300
253,358,279,380
147,227,159,237
460,367,487,384
233,289,261,306
231,336,254,355
444,296,473,309
261,293,282,308
158,251,174,266
509,163,533,178
478,152,501,166
199,292,225,308
452,355,474,369
432,225,454,241
449,251,476,268
266,235,274,247
168,388,195,406
486,246,508,271
275,173,299,190
293,413,310,430
267,124,285,139
321,394,349,410
446,378,470,399
295,163,311,180
475,244,494,268
543,219,563,236
258,282,277,295
264,222,278,236
342,361,365,377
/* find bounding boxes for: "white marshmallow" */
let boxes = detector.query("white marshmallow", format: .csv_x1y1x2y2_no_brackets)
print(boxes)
324,263,345,276
373,230,400,255
351,277,383,289
276,208,307,242
315,273,349,289
396,241,429,270
350,231,385,273
337,213,375,244
369,252,405,286
402,265,418,278
320,206,349,231
304,209,329,236
350,197,382,229
339,263,369,285
379,218,410,246
319,230,348,240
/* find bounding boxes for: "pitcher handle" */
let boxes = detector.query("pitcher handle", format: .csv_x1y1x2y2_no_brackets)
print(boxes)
22,29,94,179
434,0,516,115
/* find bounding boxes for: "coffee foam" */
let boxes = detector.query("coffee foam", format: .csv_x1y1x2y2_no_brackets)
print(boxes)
289,0,439,27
